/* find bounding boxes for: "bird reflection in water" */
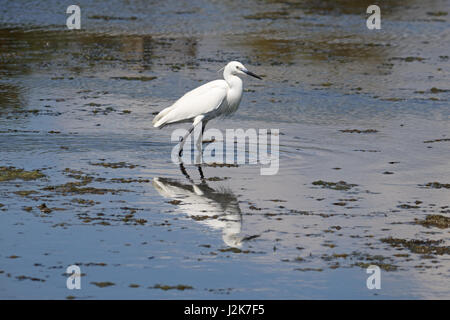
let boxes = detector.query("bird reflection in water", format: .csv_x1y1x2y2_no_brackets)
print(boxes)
152,164,243,248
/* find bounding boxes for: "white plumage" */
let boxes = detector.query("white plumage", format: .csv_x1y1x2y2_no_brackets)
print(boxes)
152,80,227,128
153,61,261,156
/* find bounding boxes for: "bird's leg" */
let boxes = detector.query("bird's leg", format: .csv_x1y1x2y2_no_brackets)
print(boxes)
201,122,215,144
197,165,205,182
201,122,206,136
180,116,205,158
194,122,206,165
178,125,194,157
179,163,194,183
195,122,205,154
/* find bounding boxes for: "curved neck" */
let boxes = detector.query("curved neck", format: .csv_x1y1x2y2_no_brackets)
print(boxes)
223,69,243,89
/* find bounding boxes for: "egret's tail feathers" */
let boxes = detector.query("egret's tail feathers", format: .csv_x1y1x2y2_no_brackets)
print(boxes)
152,106,174,128
153,117,166,128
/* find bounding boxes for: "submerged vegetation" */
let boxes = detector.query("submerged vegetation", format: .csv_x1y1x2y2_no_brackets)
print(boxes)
415,215,450,229
381,237,450,255
150,284,193,291
0,166,45,182
312,180,357,191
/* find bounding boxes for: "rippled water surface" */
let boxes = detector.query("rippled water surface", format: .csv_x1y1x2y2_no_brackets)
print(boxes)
0,0,449,299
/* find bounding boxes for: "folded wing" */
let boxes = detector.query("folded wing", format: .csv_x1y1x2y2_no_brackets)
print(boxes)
153,80,228,128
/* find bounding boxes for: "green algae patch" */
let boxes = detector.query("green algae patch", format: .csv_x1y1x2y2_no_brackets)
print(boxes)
134,219,147,225
43,182,127,195
110,178,150,183
16,275,46,282
294,268,323,272
429,87,449,93
63,168,94,183
38,203,52,214
244,11,290,20
415,215,450,229
111,76,157,81
206,176,229,181
422,182,450,189
91,281,115,288
71,198,96,206
89,15,137,21
74,262,107,267
219,247,243,254
333,202,347,206
90,162,138,169
13,190,38,197
339,129,378,134
332,253,349,259
0,166,45,182
426,11,448,16
312,180,357,191
381,237,450,255
150,284,193,291
353,262,398,271
397,203,420,209
191,215,218,221
321,251,398,271
423,138,450,143
205,163,239,168
390,56,425,62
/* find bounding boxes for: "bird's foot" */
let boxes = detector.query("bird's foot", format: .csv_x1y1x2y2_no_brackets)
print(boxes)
197,165,205,181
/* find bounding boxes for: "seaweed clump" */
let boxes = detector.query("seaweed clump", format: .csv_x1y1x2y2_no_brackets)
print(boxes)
91,281,115,288
381,237,450,255
340,129,378,134
150,284,193,291
0,166,45,182
422,182,450,189
415,215,450,229
312,180,357,191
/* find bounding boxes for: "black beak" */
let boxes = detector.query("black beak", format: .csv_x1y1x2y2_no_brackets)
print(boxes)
243,69,262,80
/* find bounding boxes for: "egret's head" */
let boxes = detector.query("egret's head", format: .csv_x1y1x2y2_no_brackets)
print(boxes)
224,61,262,80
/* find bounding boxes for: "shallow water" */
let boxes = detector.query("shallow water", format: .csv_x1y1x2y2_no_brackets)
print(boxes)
0,0,449,299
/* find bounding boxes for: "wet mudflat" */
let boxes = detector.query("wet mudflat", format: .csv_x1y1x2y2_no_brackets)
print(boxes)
0,0,449,299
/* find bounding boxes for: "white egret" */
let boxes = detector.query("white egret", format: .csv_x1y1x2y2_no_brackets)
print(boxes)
152,61,262,156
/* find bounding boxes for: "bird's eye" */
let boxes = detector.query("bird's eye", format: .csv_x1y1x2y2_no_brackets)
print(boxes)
236,66,240,70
